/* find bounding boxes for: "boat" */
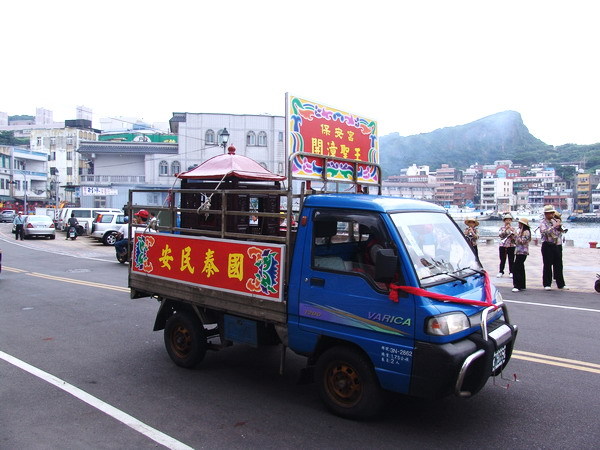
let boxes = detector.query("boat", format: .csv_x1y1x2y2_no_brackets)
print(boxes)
446,206,491,222
567,213,600,223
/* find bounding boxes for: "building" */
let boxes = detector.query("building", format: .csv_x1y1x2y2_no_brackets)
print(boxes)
171,112,286,177
77,140,178,209
434,164,461,206
0,108,64,140
76,112,286,209
0,145,48,212
575,172,591,212
380,180,437,201
481,177,514,210
30,120,99,204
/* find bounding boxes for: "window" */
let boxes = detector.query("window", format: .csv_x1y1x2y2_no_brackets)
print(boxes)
67,167,73,176
94,197,107,208
258,131,267,146
159,160,168,176
171,160,181,175
246,131,256,146
278,131,284,142
311,209,393,289
205,129,215,145
37,137,42,146
66,151,73,160
50,137,56,146
67,136,74,146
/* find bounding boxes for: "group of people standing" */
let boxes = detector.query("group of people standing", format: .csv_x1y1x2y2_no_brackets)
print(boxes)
463,204,568,292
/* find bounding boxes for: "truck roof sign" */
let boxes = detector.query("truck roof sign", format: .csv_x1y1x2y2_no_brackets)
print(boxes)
286,94,380,185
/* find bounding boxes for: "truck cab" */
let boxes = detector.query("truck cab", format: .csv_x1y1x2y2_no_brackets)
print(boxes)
286,195,516,415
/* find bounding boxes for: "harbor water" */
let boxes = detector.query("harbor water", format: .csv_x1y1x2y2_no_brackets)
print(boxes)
476,220,600,248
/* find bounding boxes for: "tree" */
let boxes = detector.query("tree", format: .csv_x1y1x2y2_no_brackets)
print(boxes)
0,131,22,145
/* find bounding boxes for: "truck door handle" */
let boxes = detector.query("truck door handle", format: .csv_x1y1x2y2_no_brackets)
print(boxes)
310,277,325,287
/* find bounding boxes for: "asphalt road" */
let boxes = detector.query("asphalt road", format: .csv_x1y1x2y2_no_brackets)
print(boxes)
1,224,599,449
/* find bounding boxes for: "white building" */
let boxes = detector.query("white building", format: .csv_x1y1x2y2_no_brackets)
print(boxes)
0,145,48,211
78,141,178,209
76,112,286,209
30,120,99,204
481,177,514,210
0,108,64,140
171,112,286,179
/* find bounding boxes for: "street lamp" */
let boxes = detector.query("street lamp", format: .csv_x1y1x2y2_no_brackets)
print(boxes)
220,128,230,153
21,170,27,215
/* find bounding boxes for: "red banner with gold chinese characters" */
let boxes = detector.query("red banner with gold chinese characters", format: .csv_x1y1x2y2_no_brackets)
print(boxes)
131,232,285,302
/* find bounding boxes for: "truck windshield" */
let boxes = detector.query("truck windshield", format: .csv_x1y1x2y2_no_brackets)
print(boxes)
390,212,482,285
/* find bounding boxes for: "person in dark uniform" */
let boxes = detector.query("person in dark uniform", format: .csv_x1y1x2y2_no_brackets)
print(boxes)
539,205,568,290
13,211,25,240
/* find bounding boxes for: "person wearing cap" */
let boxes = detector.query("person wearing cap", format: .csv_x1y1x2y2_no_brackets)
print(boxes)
12,211,25,240
134,209,149,224
539,205,568,290
512,217,532,292
463,218,480,256
114,216,130,257
497,212,516,278
133,209,156,233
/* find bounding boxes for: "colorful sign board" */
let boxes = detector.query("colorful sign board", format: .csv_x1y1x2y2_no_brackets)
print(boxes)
131,232,285,302
287,94,379,184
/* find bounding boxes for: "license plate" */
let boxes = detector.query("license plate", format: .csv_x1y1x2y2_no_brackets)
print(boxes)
492,345,506,372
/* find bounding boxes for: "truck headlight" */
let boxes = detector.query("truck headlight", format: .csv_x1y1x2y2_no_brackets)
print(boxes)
426,312,470,336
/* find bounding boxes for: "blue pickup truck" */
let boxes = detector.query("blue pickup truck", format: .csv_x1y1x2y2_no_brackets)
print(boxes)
128,188,517,419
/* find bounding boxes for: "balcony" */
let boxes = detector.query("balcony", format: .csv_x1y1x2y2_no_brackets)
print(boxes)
80,175,146,185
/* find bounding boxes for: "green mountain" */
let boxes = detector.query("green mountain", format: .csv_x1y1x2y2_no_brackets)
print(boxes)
379,111,600,176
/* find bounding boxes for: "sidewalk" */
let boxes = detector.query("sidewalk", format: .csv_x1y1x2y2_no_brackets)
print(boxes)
477,241,600,293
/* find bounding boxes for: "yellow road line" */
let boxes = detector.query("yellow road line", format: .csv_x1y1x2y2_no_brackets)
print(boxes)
514,350,600,369
26,272,129,293
513,350,600,374
4,265,128,292
2,266,29,273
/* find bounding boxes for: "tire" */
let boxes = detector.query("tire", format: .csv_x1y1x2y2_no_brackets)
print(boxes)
315,346,385,419
117,251,128,264
103,231,118,246
164,312,207,368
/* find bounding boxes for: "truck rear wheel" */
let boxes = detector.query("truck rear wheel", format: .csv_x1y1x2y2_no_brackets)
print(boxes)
164,312,207,368
315,346,385,419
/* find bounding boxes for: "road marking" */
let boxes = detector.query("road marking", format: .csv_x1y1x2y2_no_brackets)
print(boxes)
0,350,194,450
26,272,130,293
513,350,600,374
0,235,115,263
2,266,129,292
2,266,28,273
504,299,600,313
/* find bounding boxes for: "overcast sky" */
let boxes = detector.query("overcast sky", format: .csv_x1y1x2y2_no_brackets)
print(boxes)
2,0,599,145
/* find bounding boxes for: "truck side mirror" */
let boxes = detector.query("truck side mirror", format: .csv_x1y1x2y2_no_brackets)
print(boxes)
374,248,397,282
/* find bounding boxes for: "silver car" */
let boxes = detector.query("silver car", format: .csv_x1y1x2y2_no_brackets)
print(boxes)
23,215,56,239
90,213,127,245
1,210,16,223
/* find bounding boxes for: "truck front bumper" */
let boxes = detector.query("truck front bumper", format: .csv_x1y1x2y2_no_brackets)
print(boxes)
409,321,518,399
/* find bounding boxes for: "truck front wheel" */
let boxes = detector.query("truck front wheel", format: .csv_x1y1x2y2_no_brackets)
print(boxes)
315,346,385,419
164,312,207,368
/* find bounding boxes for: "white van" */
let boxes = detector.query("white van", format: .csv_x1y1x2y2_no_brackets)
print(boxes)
57,207,123,233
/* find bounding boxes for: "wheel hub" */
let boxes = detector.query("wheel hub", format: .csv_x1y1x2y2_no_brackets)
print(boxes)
327,363,361,402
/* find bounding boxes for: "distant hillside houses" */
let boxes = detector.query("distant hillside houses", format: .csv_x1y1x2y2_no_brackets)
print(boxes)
382,160,600,213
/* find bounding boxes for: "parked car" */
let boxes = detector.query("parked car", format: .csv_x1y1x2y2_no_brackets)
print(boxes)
90,213,127,245
23,215,56,239
57,208,122,232
1,210,16,223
